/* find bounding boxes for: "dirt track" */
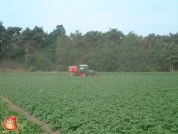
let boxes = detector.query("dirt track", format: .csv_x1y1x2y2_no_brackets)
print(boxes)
0,96,60,134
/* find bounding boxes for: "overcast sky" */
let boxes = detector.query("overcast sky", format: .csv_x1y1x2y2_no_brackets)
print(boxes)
0,0,178,36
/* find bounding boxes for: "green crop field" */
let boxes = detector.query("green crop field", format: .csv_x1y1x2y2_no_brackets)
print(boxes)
0,72,178,134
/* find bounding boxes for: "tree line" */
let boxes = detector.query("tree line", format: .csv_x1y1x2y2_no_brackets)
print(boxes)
0,21,178,72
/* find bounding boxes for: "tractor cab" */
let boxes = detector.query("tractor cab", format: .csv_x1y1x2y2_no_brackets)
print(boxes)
79,65,88,70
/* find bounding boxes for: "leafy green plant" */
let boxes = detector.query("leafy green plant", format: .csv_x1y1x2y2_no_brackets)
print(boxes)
0,72,178,133
28,66,36,72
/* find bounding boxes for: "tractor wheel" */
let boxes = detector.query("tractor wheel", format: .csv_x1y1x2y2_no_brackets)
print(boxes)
92,72,98,76
78,71,87,76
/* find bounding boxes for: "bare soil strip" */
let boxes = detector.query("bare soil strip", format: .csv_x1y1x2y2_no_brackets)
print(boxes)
0,96,60,134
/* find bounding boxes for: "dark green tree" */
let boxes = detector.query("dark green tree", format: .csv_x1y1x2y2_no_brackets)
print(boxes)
118,32,145,71
143,34,156,53
89,43,119,71
0,21,5,59
1,27,22,57
56,34,71,69
32,26,45,55
104,28,124,45
161,33,178,72
146,43,164,71
69,30,86,65
20,28,34,67
84,31,101,55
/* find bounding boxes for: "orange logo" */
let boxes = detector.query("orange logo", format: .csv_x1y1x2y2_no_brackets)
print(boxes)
1,116,19,133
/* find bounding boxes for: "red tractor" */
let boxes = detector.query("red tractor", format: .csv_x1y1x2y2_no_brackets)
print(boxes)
69,65,98,76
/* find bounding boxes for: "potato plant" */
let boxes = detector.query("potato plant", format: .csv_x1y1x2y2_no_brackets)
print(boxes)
0,72,178,133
